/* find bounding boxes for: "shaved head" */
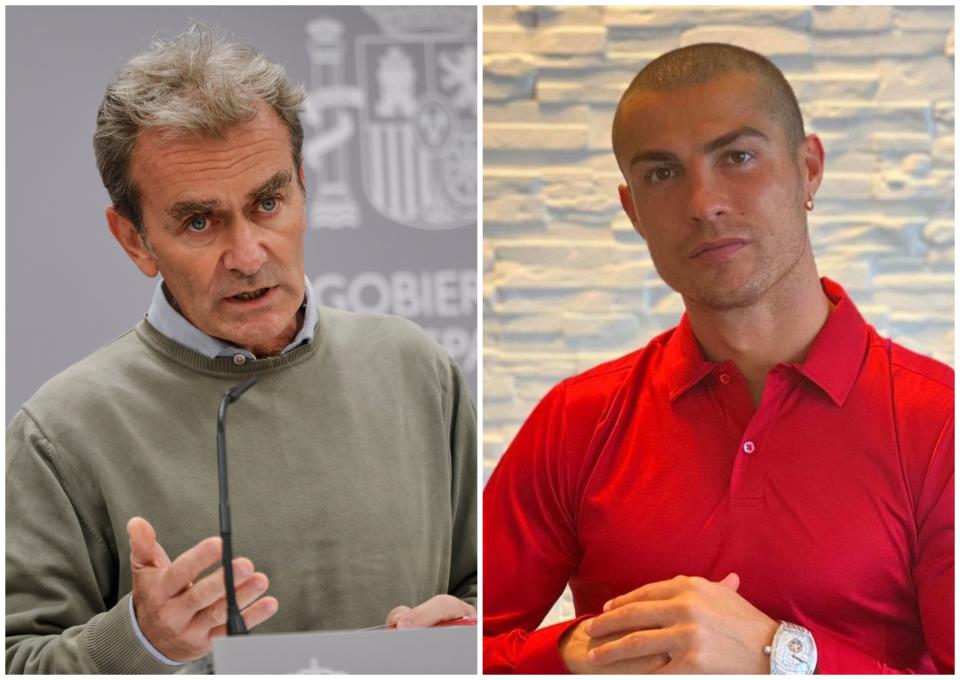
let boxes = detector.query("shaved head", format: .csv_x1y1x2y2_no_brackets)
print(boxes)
612,43,806,171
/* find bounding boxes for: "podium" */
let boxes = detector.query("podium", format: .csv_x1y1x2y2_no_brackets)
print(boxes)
212,624,477,674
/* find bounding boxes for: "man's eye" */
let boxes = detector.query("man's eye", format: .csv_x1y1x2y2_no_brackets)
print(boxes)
646,167,675,183
259,197,278,213
727,150,755,165
188,216,209,232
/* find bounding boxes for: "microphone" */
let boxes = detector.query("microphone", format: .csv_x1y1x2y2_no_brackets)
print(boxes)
217,376,257,635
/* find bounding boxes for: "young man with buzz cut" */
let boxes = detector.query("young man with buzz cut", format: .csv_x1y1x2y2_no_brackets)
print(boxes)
483,43,953,674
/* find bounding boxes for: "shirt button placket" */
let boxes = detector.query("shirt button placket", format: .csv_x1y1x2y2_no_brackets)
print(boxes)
742,440,755,455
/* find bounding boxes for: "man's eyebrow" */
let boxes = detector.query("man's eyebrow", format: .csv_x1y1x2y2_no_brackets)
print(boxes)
249,171,292,201
702,126,769,154
167,198,219,221
629,126,771,169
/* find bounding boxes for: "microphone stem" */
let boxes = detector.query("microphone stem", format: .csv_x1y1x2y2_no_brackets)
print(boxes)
217,394,248,635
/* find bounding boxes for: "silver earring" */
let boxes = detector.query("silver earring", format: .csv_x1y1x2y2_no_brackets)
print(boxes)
805,198,814,211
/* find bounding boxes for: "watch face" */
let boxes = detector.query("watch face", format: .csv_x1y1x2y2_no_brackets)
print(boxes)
771,624,817,674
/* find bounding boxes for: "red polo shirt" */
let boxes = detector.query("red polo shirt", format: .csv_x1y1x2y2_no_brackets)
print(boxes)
483,279,953,674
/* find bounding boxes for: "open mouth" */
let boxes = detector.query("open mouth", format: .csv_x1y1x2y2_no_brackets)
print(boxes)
230,287,271,301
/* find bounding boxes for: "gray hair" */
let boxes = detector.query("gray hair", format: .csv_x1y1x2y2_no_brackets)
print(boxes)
612,43,805,166
93,24,306,234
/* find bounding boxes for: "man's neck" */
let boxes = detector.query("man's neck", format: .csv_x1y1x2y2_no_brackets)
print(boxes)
684,255,831,407
161,281,305,359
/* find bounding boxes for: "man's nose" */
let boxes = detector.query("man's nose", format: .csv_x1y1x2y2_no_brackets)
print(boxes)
687,167,729,224
222,219,268,275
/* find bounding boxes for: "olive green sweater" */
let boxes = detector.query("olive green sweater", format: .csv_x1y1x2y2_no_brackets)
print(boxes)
6,308,476,674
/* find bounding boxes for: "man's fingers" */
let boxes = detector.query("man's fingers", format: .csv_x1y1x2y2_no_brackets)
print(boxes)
208,596,279,640
394,594,476,629
193,572,271,629
587,599,679,638
603,575,690,612
181,558,255,612
587,626,680,667
159,536,222,600
386,605,411,626
128,517,168,568
717,572,740,591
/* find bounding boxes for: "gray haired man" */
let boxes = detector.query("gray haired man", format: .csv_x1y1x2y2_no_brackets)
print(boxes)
6,26,476,674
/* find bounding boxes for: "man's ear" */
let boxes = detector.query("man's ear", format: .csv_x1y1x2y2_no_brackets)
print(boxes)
106,207,159,278
800,133,825,204
618,183,646,240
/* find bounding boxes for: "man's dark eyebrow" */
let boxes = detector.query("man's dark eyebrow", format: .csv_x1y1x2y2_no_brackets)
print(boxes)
164,171,292,224
702,126,769,154
249,171,292,201
629,126,771,169
167,198,219,222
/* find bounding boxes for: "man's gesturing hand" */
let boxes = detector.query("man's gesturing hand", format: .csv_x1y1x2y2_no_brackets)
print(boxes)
127,517,279,662
584,573,778,674
385,595,475,629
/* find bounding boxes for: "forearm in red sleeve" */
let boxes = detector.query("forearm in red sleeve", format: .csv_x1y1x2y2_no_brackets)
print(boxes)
484,615,591,674
482,385,585,673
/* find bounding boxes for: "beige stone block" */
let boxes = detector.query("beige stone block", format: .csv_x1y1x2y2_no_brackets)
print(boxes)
681,26,810,55
812,6,892,33
532,27,606,55
484,122,591,150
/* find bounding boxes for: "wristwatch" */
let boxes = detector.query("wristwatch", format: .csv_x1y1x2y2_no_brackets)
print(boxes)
764,621,817,674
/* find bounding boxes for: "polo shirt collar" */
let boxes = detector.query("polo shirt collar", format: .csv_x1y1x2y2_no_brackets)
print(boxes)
663,277,869,407
145,274,318,359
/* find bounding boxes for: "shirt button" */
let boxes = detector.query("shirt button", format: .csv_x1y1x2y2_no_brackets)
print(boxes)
233,354,246,366
743,441,755,454
719,373,732,385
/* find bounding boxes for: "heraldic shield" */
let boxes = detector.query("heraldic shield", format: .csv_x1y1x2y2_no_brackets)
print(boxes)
355,15,476,231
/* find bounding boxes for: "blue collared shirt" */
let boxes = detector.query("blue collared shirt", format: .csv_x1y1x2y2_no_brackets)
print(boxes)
132,274,317,663
145,274,318,360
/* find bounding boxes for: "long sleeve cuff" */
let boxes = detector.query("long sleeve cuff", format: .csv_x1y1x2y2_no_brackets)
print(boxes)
128,594,185,666
82,593,183,674
514,615,591,674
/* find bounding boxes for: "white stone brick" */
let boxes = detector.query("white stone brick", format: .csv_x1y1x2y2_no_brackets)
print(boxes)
483,371,516,403
922,220,954,247
933,101,953,136
536,80,582,104
561,313,644,351
532,6,604,28
869,132,933,155
790,73,879,102
482,6,522,26
606,30,682,57
485,101,591,125
681,26,811,55
532,27,607,56
815,172,875,201
873,169,953,201
484,122,590,151
483,193,545,226
873,58,955,102
812,6,892,33
806,102,933,137
892,7,955,32
484,25,532,54
813,32,947,58
603,7,810,29
484,53,537,79
932,135,954,168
